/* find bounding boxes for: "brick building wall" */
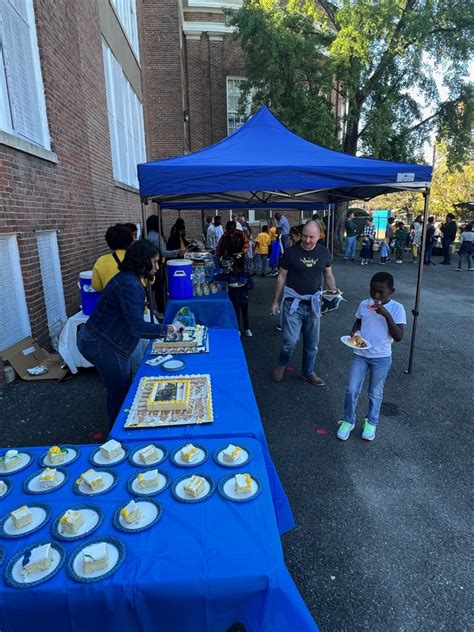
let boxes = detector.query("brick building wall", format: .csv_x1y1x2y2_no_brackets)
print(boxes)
0,0,142,348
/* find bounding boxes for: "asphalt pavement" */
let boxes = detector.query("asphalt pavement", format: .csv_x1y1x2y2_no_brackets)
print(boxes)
1,254,472,632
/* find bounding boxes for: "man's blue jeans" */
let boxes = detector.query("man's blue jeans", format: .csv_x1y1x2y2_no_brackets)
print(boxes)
254,254,268,275
344,236,357,259
343,354,392,426
78,327,132,426
279,300,320,375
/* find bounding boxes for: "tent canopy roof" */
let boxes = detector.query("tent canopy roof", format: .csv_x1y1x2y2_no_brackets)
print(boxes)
138,106,432,207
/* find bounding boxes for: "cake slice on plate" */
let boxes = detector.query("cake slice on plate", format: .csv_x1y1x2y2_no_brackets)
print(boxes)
137,469,159,489
22,543,53,576
11,505,33,529
38,468,58,489
48,446,68,464
77,469,104,491
137,445,159,465
0,450,21,472
60,509,85,535
120,500,141,524
180,444,199,463
183,475,206,498
234,473,252,494
99,439,122,460
0,480,7,496
83,542,108,574
222,444,241,463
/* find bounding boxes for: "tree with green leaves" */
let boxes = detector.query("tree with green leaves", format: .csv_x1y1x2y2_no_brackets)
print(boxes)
227,0,474,247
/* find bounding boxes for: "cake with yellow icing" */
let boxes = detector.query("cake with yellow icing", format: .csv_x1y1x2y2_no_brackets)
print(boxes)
180,443,199,463
147,380,190,412
222,444,242,463
183,475,206,498
234,473,252,494
77,469,104,491
38,467,58,489
137,469,159,489
60,509,85,534
48,446,68,464
120,500,141,523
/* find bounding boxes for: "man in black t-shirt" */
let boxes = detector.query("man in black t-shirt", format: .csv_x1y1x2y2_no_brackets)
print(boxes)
271,221,339,385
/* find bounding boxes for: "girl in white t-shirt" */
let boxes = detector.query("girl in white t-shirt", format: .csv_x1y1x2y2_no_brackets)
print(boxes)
337,272,407,442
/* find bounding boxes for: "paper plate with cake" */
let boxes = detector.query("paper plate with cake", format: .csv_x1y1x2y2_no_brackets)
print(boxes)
0,503,51,539
127,469,170,496
213,444,251,468
128,443,167,468
23,467,69,495
89,440,128,467
340,334,371,350
124,374,214,428
0,478,13,499
0,449,33,475
73,468,119,496
218,473,261,503
170,443,208,467
113,498,162,534
171,474,215,503
67,536,125,583
4,540,66,588
38,445,80,468
51,504,103,542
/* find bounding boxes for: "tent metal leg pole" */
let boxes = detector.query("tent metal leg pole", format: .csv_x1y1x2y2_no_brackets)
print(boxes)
141,199,147,238
406,187,431,374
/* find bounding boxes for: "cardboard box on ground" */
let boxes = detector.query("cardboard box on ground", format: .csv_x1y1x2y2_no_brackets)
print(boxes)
1,337,68,382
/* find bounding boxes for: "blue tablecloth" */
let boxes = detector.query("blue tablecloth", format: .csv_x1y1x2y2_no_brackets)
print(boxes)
164,294,238,328
0,442,317,632
110,329,294,535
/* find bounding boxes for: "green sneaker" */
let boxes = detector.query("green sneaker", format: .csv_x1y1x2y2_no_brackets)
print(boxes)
336,421,355,441
361,419,376,441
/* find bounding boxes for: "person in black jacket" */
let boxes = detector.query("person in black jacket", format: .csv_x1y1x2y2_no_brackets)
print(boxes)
167,218,190,251
424,216,436,265
440,213,457,265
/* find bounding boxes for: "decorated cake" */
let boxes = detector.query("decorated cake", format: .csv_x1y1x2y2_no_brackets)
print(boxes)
0,449,21,472
151,325,208,355
99,439,122,460
77,469,104,491
60,509,85,535
125,374,213,428
180,443,199,463
147,380,190,412
222,444,242,463
22,543,53,576
38,467,58,489
234,473,252,494
120,500,141,523
137,445,159,465
183,475,206,498
83,542,108,574
136,469,159,489
48,446,68,465
11,505,33,529
0,480,7,496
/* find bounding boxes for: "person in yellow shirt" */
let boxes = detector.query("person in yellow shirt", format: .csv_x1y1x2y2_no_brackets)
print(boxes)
269,221,277,242
255,225,271,277
91,224,134,291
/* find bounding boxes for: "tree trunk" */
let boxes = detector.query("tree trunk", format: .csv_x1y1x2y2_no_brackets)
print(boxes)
334,202,348,254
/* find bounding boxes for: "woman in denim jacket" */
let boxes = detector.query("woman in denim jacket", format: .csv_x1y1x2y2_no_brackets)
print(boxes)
78,240,176,425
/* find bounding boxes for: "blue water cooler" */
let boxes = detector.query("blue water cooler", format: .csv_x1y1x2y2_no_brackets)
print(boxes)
166,259,193,300
79,271,101,315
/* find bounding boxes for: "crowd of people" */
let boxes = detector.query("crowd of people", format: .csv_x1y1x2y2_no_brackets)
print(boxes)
344,211,473,270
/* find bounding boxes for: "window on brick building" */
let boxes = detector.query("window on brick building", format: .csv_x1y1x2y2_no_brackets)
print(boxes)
226,77,251,136
0,0,51,149
36,231,67,329
0,234,32,352
102,40,146,189
111,0,139,59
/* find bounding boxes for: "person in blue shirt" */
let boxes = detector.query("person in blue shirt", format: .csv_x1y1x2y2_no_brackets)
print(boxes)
274,212,290,250
78,240,177,425
216,254,254,336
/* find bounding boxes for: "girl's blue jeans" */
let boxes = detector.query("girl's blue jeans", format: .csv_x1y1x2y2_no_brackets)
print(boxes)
343,354,392,426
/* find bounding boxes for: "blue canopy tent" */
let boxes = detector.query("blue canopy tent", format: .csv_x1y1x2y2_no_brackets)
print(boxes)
137,106,433,372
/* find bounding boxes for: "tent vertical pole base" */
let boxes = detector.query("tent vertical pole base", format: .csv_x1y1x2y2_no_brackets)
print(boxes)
405,187,431,374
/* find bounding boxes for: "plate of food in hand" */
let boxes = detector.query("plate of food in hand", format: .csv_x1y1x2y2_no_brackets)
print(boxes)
340,334,371,350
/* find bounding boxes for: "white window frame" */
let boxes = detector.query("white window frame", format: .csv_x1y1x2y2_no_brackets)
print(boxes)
0,233,32,352
102,39,146,189
0,0,51,149
226,76,251,136
36,230,67,329
110,0,140,60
